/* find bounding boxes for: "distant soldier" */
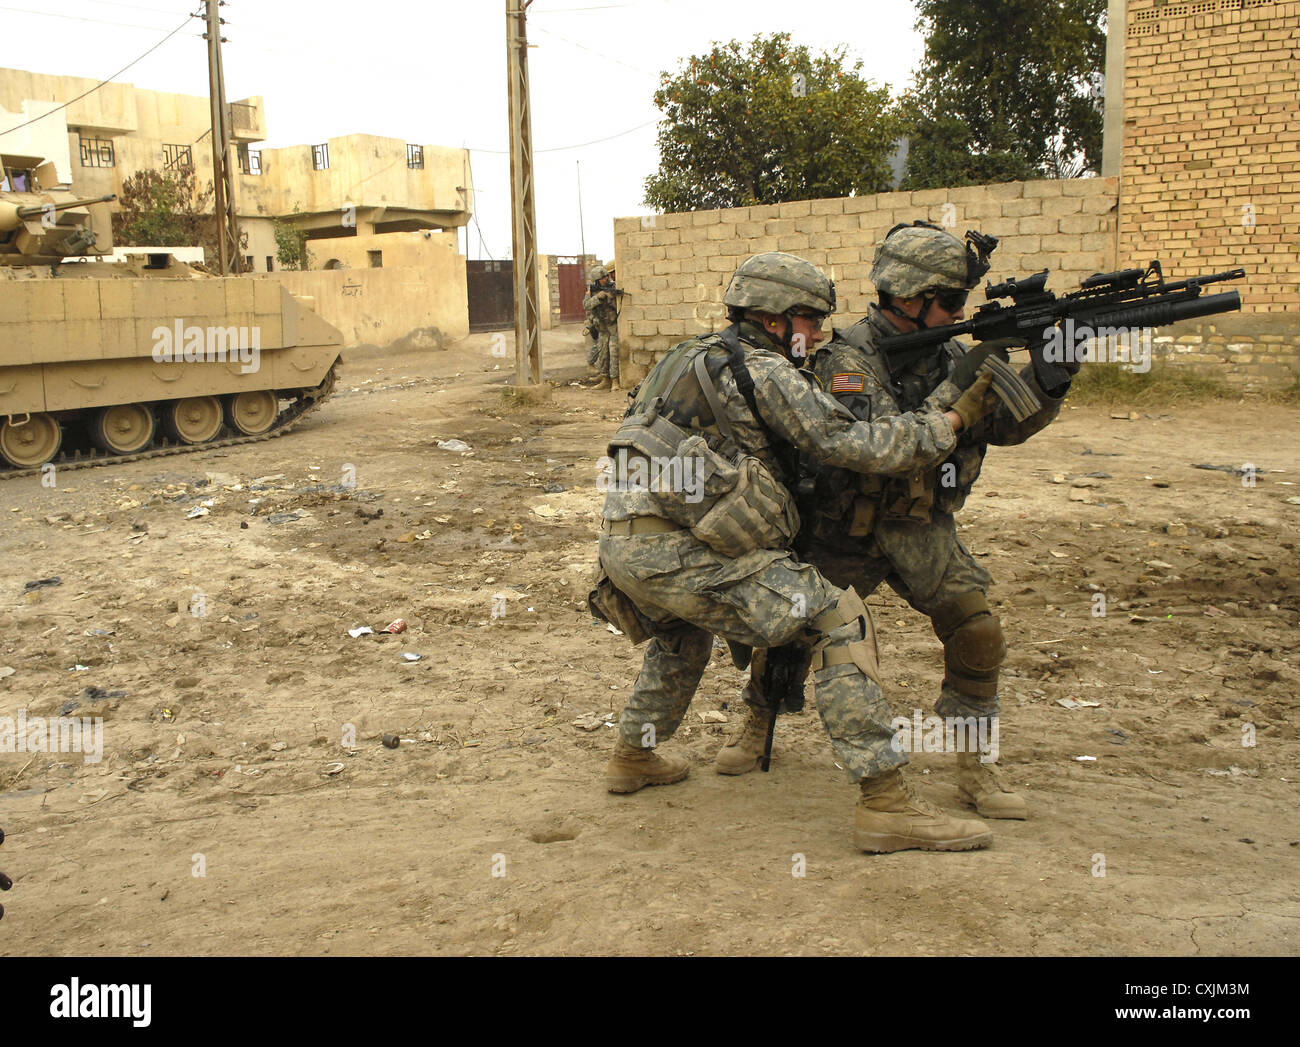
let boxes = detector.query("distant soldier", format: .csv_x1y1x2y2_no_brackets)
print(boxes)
584,264,621,390
592,251,1006,853
717,222,1078,824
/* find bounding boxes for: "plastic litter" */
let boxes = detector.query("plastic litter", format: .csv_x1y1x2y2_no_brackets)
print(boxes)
436,439,471,453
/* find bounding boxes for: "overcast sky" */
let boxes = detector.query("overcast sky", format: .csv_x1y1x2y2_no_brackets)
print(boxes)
0,0,926,261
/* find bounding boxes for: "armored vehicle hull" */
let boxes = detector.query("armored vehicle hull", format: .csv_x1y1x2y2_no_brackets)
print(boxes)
0,263,342,473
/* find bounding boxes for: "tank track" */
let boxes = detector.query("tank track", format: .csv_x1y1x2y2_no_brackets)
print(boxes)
0,361,338,482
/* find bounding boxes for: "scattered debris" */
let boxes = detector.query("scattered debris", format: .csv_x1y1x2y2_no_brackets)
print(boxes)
347,626,374,638
400,652,422,662
23,577,60,592
531,505,559,518
68,664,90,672
1165,521,1189,537
381,619,407,634
1056,698,1101,709
382,734,401,749
436,439,472,453
1074,756,1098,762
0,667,14,680
322,762,345,776
571,712,612,731
542,482,566,494
1207,766,1257,778
698,710,728,724
186,506,210,519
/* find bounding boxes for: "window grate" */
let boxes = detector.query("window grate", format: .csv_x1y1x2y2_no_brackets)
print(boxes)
407,144,424,169
312,143,330,171
162,143,193,170
79,137,115,168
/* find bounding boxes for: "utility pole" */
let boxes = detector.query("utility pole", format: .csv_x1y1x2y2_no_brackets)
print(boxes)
576,159,586,263
506,0,541,386
204,0,242,275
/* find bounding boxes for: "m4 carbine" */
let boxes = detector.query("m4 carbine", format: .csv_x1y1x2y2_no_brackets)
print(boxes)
878,260,1246,421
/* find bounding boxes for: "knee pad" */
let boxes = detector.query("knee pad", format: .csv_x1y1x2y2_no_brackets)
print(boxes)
810,587,880,683
933,593,1005,699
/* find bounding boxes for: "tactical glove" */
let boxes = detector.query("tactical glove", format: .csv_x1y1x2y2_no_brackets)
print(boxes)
948,371,997,431
948,341,1012,391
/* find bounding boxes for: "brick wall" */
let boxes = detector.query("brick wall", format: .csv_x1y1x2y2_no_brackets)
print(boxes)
1122,0,1300,312
613,178,1119,386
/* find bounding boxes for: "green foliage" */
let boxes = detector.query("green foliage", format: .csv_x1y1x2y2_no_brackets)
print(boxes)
644,33,901,211
1066,361,1234,406
902,0,1106,189
273,212,311,271
112,167,215,251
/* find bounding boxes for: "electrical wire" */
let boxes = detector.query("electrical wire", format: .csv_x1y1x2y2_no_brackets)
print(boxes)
0,14,199,138
469,119,656,155
0,3,184,31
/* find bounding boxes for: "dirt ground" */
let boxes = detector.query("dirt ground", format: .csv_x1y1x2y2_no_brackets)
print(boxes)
0,326,1297,957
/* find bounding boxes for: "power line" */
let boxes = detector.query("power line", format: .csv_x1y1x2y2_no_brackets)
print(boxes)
0,4,186,31
532,25,657,75
0,14,198,138
469,119,655,155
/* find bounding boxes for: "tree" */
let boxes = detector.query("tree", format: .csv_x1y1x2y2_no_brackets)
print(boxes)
112,167,215,252
273,211,311,271
644,33,901,211
901,0,1106,189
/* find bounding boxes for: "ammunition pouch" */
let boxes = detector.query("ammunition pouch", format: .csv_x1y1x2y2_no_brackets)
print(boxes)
689,450,799,557
588,567,654,646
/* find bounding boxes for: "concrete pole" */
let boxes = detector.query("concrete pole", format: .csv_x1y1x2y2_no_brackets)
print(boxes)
506,0,542,386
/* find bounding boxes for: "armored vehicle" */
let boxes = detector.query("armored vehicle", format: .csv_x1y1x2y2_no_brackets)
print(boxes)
0,165,341,474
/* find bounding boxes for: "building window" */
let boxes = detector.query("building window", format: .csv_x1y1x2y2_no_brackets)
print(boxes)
266,256,274,272
238,144,262,175
245,255,254,271
407,144,424,169
162,144,193,170
80,137,115,168
368,250,383,268
0,169,34,191
311,143,329,171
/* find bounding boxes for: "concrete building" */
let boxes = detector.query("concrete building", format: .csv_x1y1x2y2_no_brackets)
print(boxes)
0,66,473,276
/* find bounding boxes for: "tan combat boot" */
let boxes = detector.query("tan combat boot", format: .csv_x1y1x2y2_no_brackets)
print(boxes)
714,705,773,775
605,738,689,794
956,751,1028,819
594,376,613,391
855,769,993,853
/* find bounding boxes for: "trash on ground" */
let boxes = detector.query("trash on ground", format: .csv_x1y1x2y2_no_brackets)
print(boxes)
381,619,407,634
186,506,210,519
699,710,728,723
571,712,612,731
436,439,472,453
382,734,401,749
322,762,345,776
23,577,60,592
1073,755,1098,762
1056,698,1101,709
400,652,422,662
347,626,374,638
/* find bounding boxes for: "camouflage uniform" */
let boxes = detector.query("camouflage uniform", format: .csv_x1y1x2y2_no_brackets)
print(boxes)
584,265,620,381
599,305,969,781
799,302,1066,770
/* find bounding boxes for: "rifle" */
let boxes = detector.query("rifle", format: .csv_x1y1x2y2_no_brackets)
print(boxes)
878,257,1246,422
755,644,813,772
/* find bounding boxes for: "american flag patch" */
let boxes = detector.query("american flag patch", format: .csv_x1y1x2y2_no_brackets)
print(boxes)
830,372,867,394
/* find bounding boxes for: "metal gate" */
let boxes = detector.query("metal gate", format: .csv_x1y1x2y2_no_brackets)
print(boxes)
467,260,514,332
556,256,587,323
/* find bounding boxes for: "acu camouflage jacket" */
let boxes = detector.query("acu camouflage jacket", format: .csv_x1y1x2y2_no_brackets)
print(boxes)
807,304,1065,539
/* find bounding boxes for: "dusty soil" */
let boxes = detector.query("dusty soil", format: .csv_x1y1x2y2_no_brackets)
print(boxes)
0,326,1297,956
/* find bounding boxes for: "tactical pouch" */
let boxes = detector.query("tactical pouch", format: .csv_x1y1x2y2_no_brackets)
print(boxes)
645,433,741,530
588,568,653,646
690,453,800,557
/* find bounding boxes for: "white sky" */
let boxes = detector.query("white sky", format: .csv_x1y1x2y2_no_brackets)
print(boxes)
0,0,926,261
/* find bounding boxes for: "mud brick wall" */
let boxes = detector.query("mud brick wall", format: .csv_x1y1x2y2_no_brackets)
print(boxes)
1122,0,1300,314
613,178,1120,387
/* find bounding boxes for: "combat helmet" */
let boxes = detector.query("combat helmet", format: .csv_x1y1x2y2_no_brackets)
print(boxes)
723,252,836,317
589,263,610,282
870,222,995,299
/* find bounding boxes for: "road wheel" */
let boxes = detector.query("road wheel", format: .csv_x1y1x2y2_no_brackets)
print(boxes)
224,390,278,436
91,403,156,455
0,413,62,468
163,396,223,445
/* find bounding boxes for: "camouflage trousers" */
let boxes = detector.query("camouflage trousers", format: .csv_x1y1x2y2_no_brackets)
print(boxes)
592,323,619,381
733,512,999,780
598,530,905,783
